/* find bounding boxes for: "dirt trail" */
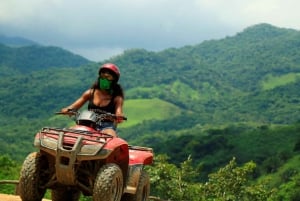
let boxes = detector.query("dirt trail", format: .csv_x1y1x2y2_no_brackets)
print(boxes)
0,194,51,201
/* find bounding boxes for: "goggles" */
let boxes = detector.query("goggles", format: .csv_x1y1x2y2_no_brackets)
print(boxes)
100,70,115,81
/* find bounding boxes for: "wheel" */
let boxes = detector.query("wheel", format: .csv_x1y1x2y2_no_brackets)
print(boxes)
93,163,123,201
122,169,150,201
52,188,81,201
19,152,47,201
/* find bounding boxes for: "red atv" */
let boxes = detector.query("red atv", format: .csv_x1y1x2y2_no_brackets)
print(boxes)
18,110,153,201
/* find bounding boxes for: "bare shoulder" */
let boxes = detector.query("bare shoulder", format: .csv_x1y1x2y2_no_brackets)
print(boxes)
82,88,93,98
114,95,124,102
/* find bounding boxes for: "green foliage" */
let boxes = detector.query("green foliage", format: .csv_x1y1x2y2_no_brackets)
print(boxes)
0,155,20,194
148,154,201,201
138,123,300,182
199,158,276,201
258,154,300,201
274,173,300,201
148,155,276,201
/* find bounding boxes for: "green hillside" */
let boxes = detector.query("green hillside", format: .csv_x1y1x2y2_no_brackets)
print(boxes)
1,23,300,155
2,23,300,124
1,23,300,199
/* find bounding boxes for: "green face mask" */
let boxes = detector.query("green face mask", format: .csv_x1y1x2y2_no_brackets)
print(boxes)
99,78,112,90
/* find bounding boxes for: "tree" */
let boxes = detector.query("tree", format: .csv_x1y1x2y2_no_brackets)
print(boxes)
199,157,276,201
148,155,276,201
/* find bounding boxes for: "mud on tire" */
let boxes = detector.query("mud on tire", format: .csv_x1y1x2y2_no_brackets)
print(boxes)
122,169,150,201
93,163,123,201
19,152,47,201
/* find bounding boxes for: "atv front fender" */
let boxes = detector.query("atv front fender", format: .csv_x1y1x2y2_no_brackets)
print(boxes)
128,146,153,165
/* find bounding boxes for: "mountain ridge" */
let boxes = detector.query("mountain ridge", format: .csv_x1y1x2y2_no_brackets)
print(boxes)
0,43,93,73
0,34,38,46
1,23,300,123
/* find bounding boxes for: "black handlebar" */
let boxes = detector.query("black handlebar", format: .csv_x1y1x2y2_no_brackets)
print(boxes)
55,110,127,121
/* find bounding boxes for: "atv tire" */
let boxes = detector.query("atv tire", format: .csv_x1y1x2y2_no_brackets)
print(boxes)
19,152,47,201
93,163,123,201
52,188,81,201
122,169,150,201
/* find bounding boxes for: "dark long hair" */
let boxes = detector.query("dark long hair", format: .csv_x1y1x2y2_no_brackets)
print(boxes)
91,78,124,99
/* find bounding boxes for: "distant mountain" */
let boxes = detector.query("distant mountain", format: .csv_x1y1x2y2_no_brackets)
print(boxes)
114,23,300,124
0,44,93,73
1,23,300,123
0,34,38,46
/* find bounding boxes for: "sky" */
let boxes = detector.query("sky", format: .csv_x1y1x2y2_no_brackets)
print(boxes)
0,0,299,62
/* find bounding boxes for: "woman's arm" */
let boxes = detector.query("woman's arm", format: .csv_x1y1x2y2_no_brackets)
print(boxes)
114,96,124,123
61,89,91,113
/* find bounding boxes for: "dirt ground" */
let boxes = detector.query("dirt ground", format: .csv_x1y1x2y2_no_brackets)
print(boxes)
0,194,165,201
0,194,51,201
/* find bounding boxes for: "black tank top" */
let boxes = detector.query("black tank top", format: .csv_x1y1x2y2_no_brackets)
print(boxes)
88,89,116,114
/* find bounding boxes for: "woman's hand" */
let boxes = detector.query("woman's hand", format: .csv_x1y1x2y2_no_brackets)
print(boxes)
61,108,70,113
116,115,124,123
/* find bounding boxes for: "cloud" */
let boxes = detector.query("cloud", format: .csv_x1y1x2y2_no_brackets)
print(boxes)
1,0,300,61
195,0,300,29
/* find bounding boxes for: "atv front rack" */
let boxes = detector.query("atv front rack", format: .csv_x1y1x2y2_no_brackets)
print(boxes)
36,127,113,156
41,127,113,138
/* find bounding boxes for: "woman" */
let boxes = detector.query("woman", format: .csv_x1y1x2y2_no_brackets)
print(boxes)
61,63,125,137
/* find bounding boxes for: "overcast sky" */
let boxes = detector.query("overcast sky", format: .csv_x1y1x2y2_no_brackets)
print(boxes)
0,0,299,61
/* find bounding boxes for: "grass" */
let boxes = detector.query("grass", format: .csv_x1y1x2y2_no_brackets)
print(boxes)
119,98,182,128
261,73,300,90
126,81,202,101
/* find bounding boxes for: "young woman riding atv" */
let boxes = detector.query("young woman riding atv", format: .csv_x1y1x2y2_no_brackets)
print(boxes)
61,63,125,137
